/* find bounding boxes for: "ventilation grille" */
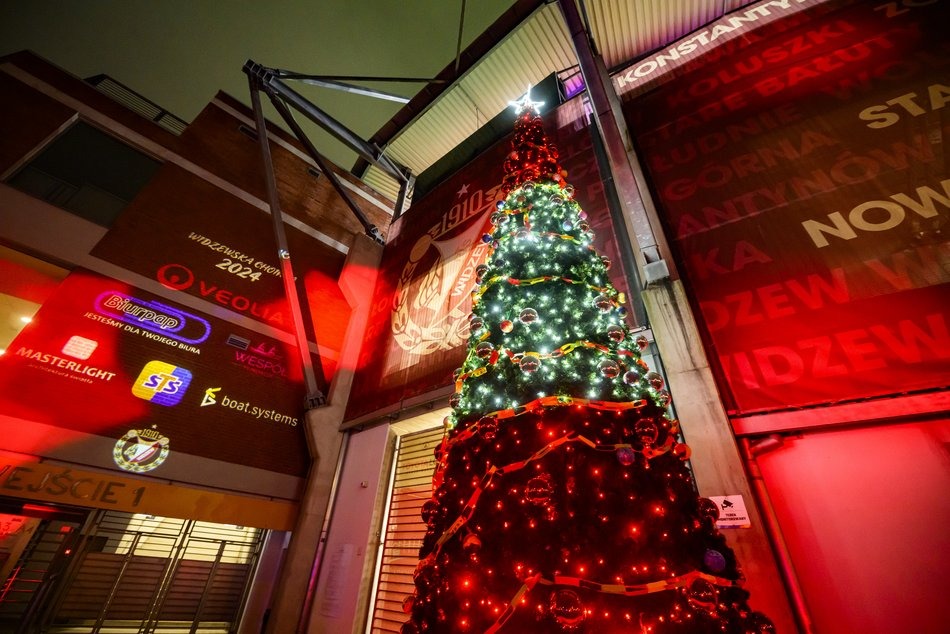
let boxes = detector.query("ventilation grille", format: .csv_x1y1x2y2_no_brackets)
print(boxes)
86,74,188,135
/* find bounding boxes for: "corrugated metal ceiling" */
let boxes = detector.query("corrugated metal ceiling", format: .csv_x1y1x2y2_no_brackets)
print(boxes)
362,0,758,203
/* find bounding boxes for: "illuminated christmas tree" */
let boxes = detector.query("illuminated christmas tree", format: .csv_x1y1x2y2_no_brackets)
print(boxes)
402,90,774,633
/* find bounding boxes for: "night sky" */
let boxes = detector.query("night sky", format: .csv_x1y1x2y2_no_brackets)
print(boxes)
0,0,517,170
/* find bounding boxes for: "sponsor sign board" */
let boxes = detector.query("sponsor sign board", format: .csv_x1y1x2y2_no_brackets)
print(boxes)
0,268,311,477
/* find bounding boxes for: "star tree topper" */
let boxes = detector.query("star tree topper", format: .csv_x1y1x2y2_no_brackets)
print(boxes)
508,85,544,114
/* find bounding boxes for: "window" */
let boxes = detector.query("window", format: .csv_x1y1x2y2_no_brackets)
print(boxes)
6,122,161,227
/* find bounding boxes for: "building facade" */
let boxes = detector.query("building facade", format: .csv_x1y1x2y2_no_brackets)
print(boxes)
1,0,949,632
0,50,392,633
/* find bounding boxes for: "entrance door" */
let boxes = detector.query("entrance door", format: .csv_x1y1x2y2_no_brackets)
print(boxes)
0,504,265,633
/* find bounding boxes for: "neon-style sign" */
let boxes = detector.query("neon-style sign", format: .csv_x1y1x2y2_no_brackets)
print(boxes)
94,291,211,345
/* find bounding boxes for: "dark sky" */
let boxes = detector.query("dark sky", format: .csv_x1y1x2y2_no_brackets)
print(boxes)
0,0,517,169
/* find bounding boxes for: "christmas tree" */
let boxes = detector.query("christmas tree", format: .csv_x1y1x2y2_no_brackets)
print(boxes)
402,90,775,633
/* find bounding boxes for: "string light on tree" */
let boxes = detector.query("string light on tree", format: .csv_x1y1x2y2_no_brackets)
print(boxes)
402,89,775,633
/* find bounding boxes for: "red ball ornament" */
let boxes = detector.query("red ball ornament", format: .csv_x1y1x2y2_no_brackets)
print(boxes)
599,358,620,379
421,499,440,524
500,319,514,333
475,341,494,359
593,294,612,312
549,588,585,630
462,532,482,553
634,419,659,445
687,578,718,611
606,324,625,343
519,307,539,323
623,369,640,385
478,417,498,440
520,354,541,373
673,443,692,460
524,473,554,505
697,497,720,523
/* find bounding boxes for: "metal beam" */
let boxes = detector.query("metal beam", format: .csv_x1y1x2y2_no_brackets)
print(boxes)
265,90,385,245
273,72,410,104
275,72,446,84
247,74,326,407
243,60,410,184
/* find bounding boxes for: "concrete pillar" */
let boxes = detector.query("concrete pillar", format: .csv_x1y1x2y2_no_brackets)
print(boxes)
643,280,797,632
557,1,799,629
265,233,383,634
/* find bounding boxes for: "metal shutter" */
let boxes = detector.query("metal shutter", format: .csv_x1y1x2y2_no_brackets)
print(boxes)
367,426,444,633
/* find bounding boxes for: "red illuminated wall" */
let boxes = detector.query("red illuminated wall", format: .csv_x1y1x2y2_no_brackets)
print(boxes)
90,163,350,384
756,418,950,633
346,98,631,420
621,0,950,414
0,62,394,490
0,268,312,476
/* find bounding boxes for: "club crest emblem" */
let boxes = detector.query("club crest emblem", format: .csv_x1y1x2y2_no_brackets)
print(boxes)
391,194,494,356
113,427,170,473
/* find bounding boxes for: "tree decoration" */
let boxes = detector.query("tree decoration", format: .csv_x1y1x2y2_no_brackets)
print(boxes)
549,588,586,630
403,87,773,634
524,473,555,505
703,549,727,573
520,354,541,373
616,446,637,465
593,294,612,312
646,371,665,390
635,419,659,445
598,358,620,379
519,307,539,324
634,333,650,350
